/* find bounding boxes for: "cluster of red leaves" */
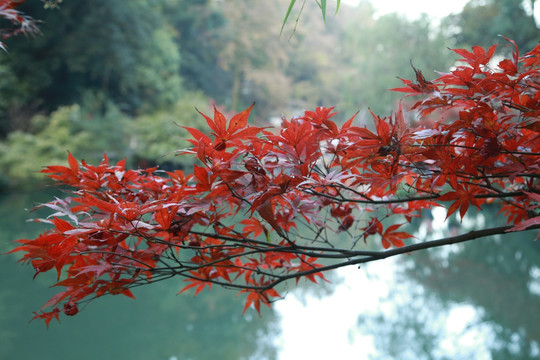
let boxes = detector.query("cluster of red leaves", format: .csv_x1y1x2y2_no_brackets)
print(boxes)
9,40,540,326
0,0,40,50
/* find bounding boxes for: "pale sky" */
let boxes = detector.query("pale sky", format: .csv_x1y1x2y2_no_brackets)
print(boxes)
343,0,471,20
344,0,540,24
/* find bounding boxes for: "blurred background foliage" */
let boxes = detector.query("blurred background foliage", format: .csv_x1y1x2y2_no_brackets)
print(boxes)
0,0,537,191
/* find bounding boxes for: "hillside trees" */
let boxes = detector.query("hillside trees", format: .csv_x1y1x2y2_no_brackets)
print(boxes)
339,8,453,115
217,0,296,115
161,0,229,100
0,0,209,188
0,0,181,135
443,0,539,51
9,39,540,325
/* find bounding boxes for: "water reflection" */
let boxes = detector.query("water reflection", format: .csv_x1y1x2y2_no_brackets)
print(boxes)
0,190,278,360
275,207,540,360
402,208,540,360
275,260,495,359
2,191,539,359
1,253,279,360
275,265,386,359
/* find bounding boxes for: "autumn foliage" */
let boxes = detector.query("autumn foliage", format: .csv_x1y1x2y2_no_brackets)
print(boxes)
9,39,540,326
0,0,40,50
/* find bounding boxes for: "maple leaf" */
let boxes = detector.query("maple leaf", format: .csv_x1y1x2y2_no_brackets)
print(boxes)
38,197,80,225
507,192,540,232
54,274,93,288
240,217,265,238
522,42,540,68
41,153,81,185
392,62,436,95
255,200,282,235
67,151,79,173
381,223,414,249
195,104,260,151
193,164,215,192
301,106,340,134
154,206,179,230
78,193,117,214
337,215,354,232
438,184,481,220
242,288,280,315
508,216,540,232
451,44,497,70
179,276,213,296
77,263,114,278
522,121,540,133
32,308,61,328
361,217,383,242
293,255,328,284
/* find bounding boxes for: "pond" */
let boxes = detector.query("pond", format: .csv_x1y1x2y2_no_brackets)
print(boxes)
1,190,539,359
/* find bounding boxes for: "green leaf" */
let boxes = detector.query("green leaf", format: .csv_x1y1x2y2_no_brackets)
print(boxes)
317,0,327,23
335,0,341,14
280,0,297,37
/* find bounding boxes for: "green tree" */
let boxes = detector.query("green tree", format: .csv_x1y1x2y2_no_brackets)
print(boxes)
0,0,182,134
339,9,453,116
282,0,348,115
0,106,91,188
131,91,211,168
161,0,230,100
0,95,133,189
443,0,539,51
217,0,293,115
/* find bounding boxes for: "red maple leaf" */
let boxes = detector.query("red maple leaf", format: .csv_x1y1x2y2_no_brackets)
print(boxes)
381,223,414,249
189,104,261,152
438,184,482,220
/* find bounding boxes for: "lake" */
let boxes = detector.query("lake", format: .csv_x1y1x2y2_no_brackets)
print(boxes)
1,190,539,359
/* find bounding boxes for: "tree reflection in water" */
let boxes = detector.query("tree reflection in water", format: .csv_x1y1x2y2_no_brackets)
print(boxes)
354,207,540,359
3,191,540,359
0,191,279,360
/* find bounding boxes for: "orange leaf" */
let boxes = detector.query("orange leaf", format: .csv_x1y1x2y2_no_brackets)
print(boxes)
67,152,79,173
381,223,413,249
228,103,254,134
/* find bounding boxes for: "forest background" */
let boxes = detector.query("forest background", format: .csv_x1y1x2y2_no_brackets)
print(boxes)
0,0,537,190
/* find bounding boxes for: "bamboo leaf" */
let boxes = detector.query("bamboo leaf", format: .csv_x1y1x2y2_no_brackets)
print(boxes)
280,0,297,37
317,0,327,23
